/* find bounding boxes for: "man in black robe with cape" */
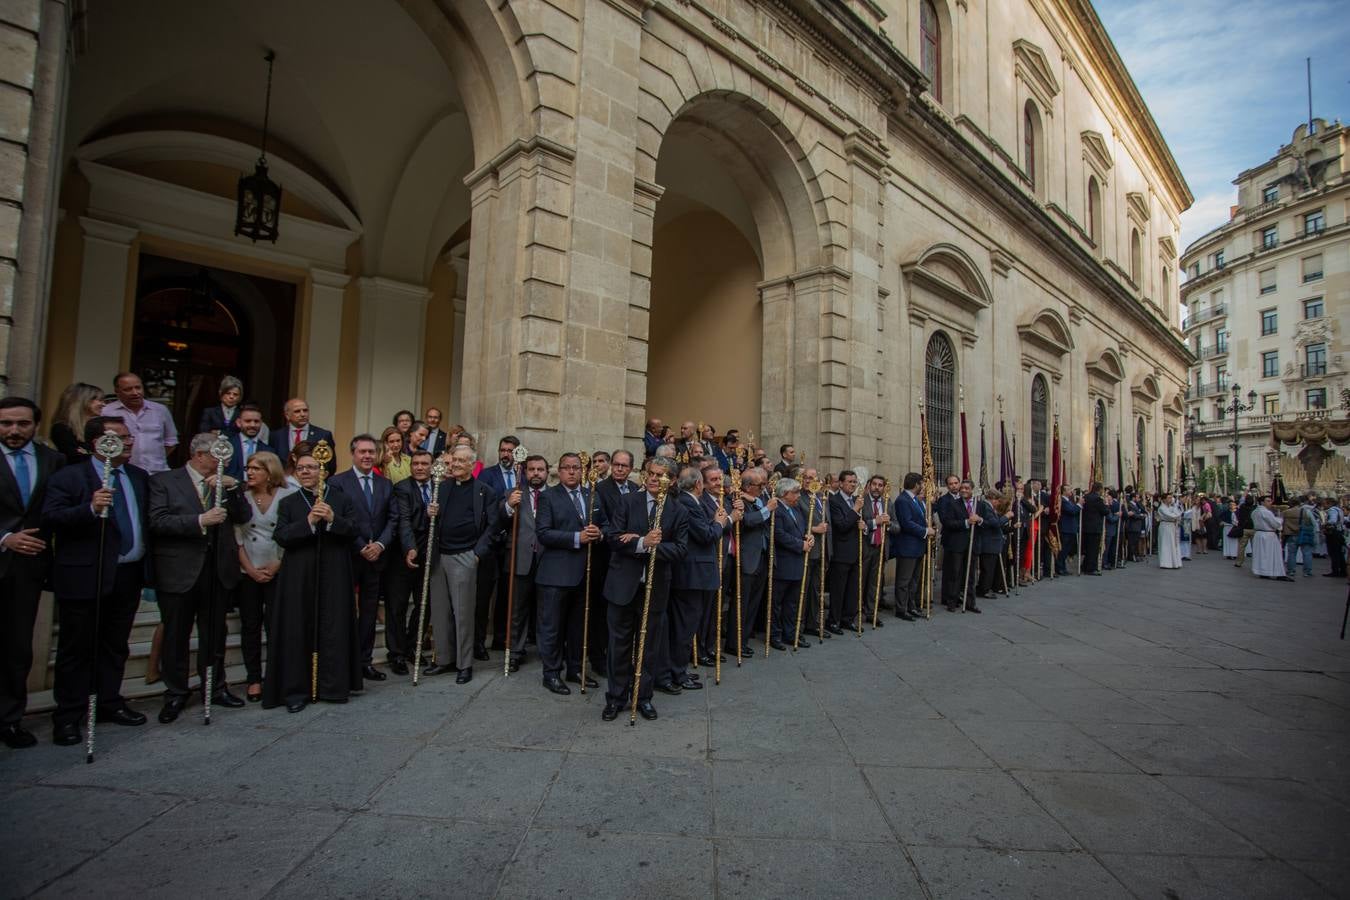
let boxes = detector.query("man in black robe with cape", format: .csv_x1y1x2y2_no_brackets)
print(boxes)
263,451,362,712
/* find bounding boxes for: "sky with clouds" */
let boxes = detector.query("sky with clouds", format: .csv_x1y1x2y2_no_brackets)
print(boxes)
1093,0,1350,251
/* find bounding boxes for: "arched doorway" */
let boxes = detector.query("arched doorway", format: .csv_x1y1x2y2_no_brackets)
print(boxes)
925,333,956,480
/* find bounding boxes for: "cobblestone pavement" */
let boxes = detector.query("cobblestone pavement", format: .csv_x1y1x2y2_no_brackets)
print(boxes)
4,553,1349,899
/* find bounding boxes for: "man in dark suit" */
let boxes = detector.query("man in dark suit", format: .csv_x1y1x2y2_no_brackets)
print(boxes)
730,466,774,656
501,454,547,675
474,434,521,661
41,416,149,745
534,453,602,694
827,470,865,634
422,407,448,457
970,489,1006,608
1056,487,1080,575
329,435,395,680
938,479,980,611
858,475,891,628
590,449,637,671
0,397,65,748
223,404,268,481
272,397,335,473
796,466,830,640
600,456,687,721
773,444,797,478
1081,481,1108,574
148,432,252,723
694,461,733,662
665,464,720,689
389,449,436,674
424,445,500,683
769,477,812,649
933,474,962,604
889,472,932,621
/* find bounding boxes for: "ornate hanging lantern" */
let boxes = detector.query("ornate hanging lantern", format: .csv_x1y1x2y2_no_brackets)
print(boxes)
234,51,282,243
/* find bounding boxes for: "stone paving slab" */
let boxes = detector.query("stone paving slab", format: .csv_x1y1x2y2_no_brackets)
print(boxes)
5,554,1350,898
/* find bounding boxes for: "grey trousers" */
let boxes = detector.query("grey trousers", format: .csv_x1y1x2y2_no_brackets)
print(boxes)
429,550,478,670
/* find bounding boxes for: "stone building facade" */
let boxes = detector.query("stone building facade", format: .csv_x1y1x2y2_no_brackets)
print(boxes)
6,0,1191,487
1181,119,1349,492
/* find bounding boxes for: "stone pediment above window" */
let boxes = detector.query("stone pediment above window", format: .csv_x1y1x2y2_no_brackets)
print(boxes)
1158,235,1176,260
1131,373,1161,404
1017,309,1074,357
1126,191,1149,224
1013,39,1060,110
1081,130,1113,175
1166,392,1185,416
902,243,992,317
1086,348,1126,384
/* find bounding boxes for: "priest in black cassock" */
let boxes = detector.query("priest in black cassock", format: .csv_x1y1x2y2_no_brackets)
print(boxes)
262,450,362,712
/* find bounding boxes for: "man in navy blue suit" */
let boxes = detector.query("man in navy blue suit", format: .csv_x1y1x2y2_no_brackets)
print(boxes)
223,404,268,481
769,477,812,649
41,416,150,746
888,472,932,621
827,470,865,633
329,435,395,680
474,434,521,660
666,464,722,690
534,452,603,695
271,398,335,473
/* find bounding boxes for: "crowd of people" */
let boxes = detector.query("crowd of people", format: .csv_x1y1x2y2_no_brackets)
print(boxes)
1,378,1347,750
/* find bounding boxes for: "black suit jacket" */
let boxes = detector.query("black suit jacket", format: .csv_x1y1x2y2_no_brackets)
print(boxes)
328,468,395,570
41,459,151,599
829,491,864,560
536,483,595,587
148,467,251,593
269,423,337,473
1081,492,1108,534
199,405,239,435
595,476,638,527
423,429,448,458
0,442,64,579
394,477,433,556
673,491,721,591
938,493,975,552
603,489,688,606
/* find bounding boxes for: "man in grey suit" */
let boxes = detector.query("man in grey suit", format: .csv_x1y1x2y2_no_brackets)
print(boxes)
501,454,548,675
422,445,500,684
147,432,251,723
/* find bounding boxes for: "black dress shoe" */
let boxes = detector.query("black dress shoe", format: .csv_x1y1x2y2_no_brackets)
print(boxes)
473,647,490,662
968,606,982,614
361,665,387,681
507,660,521,674
542,676,572,696
421,663,455,677
97,704,147,727
896,611,915,621
653,681,683,695
2,723,37,749
794,638,812,648
769,640,788,651
826,624,845,635
676,674,703,690
636,700,658,720
456,668,473,684
158,696,187,723
566,672,599,688
602,703,621,721
698,653,720,666
286,699,307,713
210,688,246,709
873,620,885,628
53,722,81,746
390,660,410,676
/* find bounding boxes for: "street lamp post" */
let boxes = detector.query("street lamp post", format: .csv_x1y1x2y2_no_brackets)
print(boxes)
1184,412,1201,493
1225,383,1257,491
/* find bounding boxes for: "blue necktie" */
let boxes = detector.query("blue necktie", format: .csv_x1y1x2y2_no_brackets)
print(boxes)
505,469,514,491
244,439,256,463
361,474,374,511
10,449,30,507
572,489,585,520
111,469,134,557
421,482,430,505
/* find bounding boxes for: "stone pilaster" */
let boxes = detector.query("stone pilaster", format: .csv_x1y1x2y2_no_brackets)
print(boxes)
71,217,135,387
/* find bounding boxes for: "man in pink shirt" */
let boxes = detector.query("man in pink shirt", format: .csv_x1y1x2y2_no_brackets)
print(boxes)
100,372,178,474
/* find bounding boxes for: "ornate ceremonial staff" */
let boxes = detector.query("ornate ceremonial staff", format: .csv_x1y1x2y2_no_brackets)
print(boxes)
729,466,743,667
503,444,528,678
919,403,937,619
794,478,821,650
411,459,447,685
85,431,123,764
960,490,976,613
872,478,890,629
310,439,333,703
764,472,780,657
855,485,865,636
580,453,599,694
202,435,235,726
631,473,672,725
816,482,829,638
715,478,725,685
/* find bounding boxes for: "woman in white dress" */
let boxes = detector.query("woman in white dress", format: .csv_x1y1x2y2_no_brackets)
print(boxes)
1251,495,1290,581
1156,494,1183,569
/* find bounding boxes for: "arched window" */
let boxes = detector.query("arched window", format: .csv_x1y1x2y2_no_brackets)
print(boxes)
1087,176,1101,244
1135,416,1146,489
1161,266,1170,318
1130,228,1142,283
1030,374,1048,481
925,332,956,480
1166,430,1175,489
920,0,942,102
1094,399,1107,481
1023,101,1040,193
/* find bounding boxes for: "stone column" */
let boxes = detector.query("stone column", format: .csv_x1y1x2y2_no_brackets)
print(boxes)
449,251,467,424
843,135,888,473
304,267,349,432
354,276,431,435
71,218,136,387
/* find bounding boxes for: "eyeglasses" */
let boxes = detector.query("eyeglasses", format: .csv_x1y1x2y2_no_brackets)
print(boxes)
294,464,320,473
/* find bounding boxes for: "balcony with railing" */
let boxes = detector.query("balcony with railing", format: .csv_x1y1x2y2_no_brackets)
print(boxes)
1299,362,1328,379
1183,304,1228,330
1185,381,1229,400
1196,343,1229,360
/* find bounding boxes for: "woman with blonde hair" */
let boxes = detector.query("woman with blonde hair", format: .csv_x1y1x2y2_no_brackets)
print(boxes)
235,450,295,701
50,382,105,463
378,425,411,484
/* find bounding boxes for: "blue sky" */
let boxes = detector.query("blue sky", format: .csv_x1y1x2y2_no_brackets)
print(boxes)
1093,0,1350,251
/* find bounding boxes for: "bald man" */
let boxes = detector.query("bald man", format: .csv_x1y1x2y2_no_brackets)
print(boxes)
270,398,336,474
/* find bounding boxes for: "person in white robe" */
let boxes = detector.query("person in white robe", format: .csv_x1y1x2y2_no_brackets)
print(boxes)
1156,495,1182,569
1251,496,1289,580
1178,496,1193,561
